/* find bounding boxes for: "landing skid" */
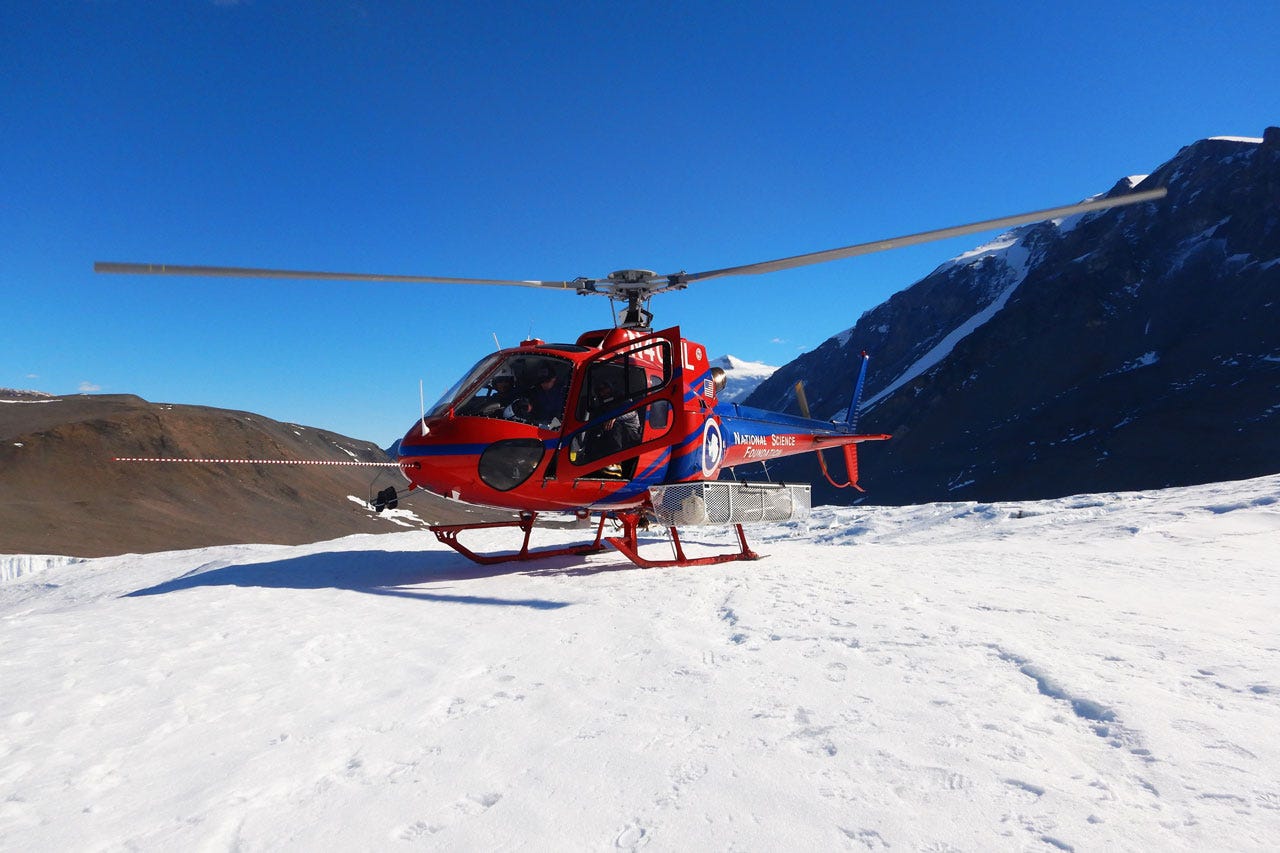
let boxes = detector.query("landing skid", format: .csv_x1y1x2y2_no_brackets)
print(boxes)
602,512,760,568
430,513,609,565
429,510,761,569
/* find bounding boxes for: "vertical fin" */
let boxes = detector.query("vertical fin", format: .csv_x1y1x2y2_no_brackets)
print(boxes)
845,351,871,432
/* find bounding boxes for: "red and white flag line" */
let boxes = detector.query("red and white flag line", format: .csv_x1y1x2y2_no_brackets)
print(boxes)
114,457,407,467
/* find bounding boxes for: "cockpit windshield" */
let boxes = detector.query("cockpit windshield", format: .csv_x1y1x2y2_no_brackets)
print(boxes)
432,352,574,429
426,353,503,419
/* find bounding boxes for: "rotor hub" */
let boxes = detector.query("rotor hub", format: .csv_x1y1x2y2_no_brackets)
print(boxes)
607,269,657,285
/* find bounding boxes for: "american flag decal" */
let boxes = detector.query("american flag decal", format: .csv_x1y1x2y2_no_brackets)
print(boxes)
703,378,715,397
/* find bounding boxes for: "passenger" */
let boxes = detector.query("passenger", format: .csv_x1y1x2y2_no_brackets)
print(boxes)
588,380,641,459
528,365,567,427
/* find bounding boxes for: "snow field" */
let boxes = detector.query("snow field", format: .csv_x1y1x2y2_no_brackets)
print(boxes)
1,476,1278,850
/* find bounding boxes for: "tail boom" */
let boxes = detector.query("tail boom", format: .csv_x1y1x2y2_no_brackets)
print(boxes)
715,403,889,469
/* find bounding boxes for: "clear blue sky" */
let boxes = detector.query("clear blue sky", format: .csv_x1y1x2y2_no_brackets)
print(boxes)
3,1,1276,444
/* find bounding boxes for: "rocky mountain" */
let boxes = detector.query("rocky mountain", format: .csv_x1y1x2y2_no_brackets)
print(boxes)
746,129,1280,505
0,392,504,557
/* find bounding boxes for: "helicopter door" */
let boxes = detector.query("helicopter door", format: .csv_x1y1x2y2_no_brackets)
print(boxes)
553,328,685,480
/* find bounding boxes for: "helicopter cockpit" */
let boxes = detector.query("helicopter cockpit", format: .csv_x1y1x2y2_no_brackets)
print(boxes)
440,351,578,429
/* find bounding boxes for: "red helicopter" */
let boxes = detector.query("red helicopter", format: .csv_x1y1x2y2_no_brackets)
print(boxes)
97,187,1165,567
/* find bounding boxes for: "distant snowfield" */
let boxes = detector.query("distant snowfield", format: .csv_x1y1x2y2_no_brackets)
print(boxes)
0,554,85,582
710,354,778,404
3,476,1278,850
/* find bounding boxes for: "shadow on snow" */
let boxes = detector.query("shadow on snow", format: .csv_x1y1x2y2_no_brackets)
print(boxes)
119,522,739,603
122,547,578,609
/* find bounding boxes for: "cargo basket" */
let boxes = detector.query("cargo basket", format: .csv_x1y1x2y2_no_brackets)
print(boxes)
648,481,811,527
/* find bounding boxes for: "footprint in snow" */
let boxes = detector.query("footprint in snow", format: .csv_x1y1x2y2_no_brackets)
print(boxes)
615,822,649,849
1003,778,1045,798
840,827,889,848
395,820,441,840
455,792,502,815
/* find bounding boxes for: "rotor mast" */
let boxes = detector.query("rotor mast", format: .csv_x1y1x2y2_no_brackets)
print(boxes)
589,269,685,330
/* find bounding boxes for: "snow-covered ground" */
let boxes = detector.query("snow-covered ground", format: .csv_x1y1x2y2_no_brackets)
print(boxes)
2,475,1278,850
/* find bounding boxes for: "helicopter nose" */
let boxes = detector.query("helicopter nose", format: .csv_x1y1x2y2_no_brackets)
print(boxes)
396,415,550,501
477,438,545,491
400,418,439,445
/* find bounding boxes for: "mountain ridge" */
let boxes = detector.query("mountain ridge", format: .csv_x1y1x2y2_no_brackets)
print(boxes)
745,129,1280,504
0,391,506,557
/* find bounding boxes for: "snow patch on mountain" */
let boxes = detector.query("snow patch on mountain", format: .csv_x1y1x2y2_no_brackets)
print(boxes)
0,389,58,403
862,230,1035,411
1111,351,1160,375
711,355,778,404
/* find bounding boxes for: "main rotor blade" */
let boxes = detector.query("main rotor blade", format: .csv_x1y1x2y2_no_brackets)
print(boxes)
92,262,577,290
96,187,1167,293
678,187,1167,284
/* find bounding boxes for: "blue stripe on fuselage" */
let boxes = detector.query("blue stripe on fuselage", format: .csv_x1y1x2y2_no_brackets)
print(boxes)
683,367,711,404
598,447,672,504
396,443,488,458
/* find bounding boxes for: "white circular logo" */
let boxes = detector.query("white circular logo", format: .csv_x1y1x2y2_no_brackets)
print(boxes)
701,418,724,477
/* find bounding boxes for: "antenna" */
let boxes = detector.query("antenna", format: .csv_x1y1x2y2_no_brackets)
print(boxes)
492,332,501,351
418,380,427,436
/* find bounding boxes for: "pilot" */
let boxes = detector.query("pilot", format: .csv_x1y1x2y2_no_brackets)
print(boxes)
490,371,518,409
459,369,523,419
528,365,567,426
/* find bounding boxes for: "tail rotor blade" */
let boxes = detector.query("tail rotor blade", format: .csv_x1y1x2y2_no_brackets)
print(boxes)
794,381,813,419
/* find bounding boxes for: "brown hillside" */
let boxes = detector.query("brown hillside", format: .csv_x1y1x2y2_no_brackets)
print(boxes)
0,393,507,557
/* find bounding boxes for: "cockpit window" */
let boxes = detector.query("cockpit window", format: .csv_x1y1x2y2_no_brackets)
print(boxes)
427,353,503,418
446,353,574,429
